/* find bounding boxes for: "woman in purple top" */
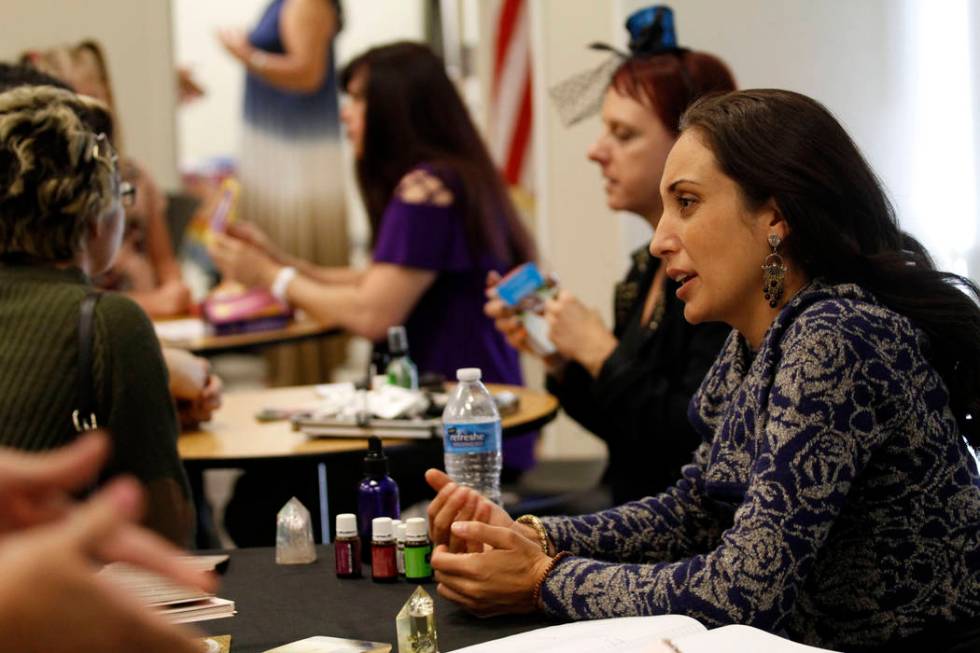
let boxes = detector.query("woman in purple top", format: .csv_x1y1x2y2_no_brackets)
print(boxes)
212,42,538,473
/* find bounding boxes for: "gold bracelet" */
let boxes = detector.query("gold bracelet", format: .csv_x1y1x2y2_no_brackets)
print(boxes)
531,551,572,609
516,514,549,555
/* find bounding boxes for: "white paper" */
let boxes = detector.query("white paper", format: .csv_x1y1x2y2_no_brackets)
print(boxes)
448,615,706,653
669,625,841,653
312,383,427,419
154,317,208,343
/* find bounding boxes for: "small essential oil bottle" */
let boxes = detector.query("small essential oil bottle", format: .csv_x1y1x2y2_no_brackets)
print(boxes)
371,517,398,583
403,517,433,582
334,513,362,579
395,522,407,578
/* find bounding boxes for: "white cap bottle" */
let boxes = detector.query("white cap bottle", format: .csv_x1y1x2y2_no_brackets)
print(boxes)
336,513,357,538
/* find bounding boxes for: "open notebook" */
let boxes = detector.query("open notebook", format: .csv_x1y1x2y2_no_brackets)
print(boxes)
447,616,839,653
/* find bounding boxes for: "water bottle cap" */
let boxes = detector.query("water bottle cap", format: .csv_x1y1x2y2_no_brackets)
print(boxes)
396,523,407,541
336,513,357,537
406,517,428,538
456,367,482,382
391,519,402,529
372,516,393,539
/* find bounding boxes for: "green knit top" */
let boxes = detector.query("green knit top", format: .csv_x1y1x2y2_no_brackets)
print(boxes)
0,263,191,542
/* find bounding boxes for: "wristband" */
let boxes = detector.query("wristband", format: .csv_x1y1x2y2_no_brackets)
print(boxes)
516,514,549,555
531,551,571,609
271,266,297,304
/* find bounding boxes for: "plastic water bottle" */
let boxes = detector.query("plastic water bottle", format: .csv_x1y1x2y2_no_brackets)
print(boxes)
442,368,502,504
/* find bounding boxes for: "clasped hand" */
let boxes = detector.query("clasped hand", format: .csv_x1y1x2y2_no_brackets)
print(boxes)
209,231,280,289
425,469,552,617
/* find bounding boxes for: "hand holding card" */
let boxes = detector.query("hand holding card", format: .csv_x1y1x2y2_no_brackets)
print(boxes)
492,263,558,356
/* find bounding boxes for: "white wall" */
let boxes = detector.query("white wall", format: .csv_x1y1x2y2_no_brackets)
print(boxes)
619,0,980,279
528,0,621,460
2,0,179,188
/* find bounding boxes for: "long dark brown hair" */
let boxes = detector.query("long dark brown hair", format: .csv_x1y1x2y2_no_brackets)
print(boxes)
682,89,980,445
340,41,535,267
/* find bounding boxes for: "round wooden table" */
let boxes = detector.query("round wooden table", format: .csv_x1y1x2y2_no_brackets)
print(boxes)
179,383,557,463
179,384,559,545
155,317,339,356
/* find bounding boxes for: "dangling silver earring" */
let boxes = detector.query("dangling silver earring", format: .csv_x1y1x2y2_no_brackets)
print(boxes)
762,234,786,308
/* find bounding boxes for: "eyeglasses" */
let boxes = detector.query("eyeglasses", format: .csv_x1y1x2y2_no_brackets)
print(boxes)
119,180,136,208
91,132,137,209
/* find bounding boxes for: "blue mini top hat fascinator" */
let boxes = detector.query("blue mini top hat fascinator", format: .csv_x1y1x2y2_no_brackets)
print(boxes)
550,5,688,126
625,5,683,56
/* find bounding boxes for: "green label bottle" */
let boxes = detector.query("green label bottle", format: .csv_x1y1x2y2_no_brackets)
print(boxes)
403,517,432,581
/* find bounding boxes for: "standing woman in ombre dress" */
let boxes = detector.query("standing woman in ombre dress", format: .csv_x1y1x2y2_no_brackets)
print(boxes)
219,0,348,384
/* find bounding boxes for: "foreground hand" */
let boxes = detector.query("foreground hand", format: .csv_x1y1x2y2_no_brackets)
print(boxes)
0,477,212,653
425,469,512,552
544,290,617,377
431,521,551,617
0,432,108,533
209,232,280,288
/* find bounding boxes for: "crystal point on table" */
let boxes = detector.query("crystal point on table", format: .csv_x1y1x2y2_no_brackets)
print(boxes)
396,586,438,653
275,497,317,564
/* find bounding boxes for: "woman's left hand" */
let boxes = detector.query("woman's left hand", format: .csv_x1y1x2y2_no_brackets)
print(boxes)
544,290,618,377
431,521,552,617
209,233,280,289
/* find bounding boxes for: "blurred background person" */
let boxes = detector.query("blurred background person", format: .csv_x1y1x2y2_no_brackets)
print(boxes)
218,0,349,385
213,41,538,476
0,85,193,544
22,40,193,320
212,42,538,543
0,61,223,433
487,6,733,505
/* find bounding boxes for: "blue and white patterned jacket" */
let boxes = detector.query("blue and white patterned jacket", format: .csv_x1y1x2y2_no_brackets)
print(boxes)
540,281,980,651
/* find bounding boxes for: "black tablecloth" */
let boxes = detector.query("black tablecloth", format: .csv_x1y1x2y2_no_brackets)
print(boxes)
198,545,555,652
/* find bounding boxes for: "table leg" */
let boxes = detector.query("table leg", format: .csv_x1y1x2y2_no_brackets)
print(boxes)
317,462,330,544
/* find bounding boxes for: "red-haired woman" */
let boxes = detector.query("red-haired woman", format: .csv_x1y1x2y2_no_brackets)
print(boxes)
487,6,734,503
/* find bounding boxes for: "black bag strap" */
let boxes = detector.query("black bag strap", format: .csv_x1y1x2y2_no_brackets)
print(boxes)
73,290,102,433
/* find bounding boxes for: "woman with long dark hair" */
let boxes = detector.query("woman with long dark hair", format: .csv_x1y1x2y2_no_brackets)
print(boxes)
486,5,734,504
212,41,538,472
425,89,980,652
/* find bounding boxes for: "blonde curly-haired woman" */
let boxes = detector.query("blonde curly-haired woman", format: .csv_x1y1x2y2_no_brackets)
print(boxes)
0,86,192,545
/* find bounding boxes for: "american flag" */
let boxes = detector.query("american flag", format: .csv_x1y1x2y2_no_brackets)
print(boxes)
489,0,533,190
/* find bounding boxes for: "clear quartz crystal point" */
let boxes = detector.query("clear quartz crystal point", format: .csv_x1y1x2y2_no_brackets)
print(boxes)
275,497,317,564
396,586,438,653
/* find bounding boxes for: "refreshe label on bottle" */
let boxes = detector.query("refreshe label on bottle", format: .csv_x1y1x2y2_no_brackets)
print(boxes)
443,421,501,454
